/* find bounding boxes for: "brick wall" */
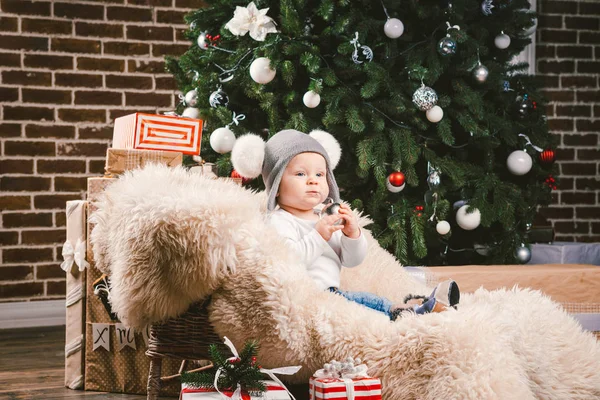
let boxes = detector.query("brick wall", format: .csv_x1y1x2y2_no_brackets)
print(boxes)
535,0,600,242
0,0,202,302
0,0,598,303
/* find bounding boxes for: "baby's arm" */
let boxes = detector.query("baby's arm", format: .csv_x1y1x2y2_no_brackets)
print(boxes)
269,217,328,266
340,230,368,268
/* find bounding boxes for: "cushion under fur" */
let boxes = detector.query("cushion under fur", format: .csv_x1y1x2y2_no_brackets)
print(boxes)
91,164,600,399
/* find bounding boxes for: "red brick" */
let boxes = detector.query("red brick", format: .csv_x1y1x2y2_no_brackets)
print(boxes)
3,212,52,227
579,31,600,44
78,126,112,140
576,178,600,191
37,160,86,174
561,192,597,204
537,60,575,74
540,30,577,44
127,59,166,73
536,45,555,58
25,124,75,139
3,248,54,263
538,15,563,29
0,16,18,31
77,57,125,72
0,196,31,211
0,123,21,137
22,229,66,245
51,38,101,54
109,108,154,121
75,22,124,38
58,108,106,123
127,25,173,41
556,45,593,59
55,73,102,87
577,148,600,161
56,142,108,157
175,28,187,42
538,207,574,220
107,6,153,22
22,89,72,105
0,282,44,298
554,221,589,234
175,0,207,7
21,18,71,34
0,87,18,102
0,35,48,51
565,16,599,30
74,91,122,106
557,177,574,190
0,159,34,174
2,70,52,86
55,177,88,192
54,2,104,20
152,43,189,57
88,159,106,174
577,61,600,74
156,10,188,24
47,280,66,296
103,41,149,56
125,92,172,107
36,264,64,279
1,0,51,16
536,75,559,88
579,2,600,14
106,74,152,89
576,199,600,214
576,119,600,132
24,54,73,70
555,148,574,161
0,176,51,191
563,133,598,146
547,118,573,131
560,75,596,88
34,194,82,209
577,91,600,103
0,232,19,245
556,105,591,118
592,225,600,235
561,162,597,175
155,76,177,90
4,140,55,156
129,0,171,5
55,211,66,227
0,52,21,67
592,106,600,118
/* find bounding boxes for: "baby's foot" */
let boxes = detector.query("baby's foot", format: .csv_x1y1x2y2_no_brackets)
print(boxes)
414,280,460,315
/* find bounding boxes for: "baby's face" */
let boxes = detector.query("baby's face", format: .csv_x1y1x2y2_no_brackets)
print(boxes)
277,152,329,211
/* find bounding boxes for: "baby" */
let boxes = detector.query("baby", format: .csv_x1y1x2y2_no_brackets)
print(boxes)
231,129,459,320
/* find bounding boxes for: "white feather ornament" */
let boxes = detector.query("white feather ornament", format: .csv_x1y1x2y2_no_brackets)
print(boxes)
309,129,342,169
230,134,266,179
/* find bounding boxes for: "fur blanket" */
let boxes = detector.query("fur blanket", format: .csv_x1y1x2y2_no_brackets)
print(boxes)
91,165,600,399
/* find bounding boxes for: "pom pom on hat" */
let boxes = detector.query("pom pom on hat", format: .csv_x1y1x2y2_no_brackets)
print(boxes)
309,129,342,169
230,134,265,179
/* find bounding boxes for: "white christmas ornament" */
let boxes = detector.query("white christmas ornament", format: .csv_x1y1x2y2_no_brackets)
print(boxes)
426,105,444,123
507,150,532,175
436,220,451,235
184,89,198,107
384,18,404,39
250,57,276,84
303,91,321,108
210,127,236,154
456,205,481,230
494,32,511,49
386,179,405,193
224,1,277,42
182,107,200,119
197,32,209,50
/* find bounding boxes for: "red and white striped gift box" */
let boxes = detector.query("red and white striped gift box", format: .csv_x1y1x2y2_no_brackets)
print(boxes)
180,380,291,400
309,377,382,400
112,113,203,155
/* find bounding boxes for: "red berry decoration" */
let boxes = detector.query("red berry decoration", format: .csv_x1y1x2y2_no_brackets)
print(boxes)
414,205,424,217
388,171,405,187
544,175,557,190
539,149,555,165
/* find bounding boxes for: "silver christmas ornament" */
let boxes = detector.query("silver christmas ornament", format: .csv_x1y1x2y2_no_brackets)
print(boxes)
350,32,373,64
412,85,438,111
515,244,531,264
184,89,198,107
209,87,229,108
197,31,209,50
321,198,344,225
438,36,457,56
481,0,494,15
515,94,534,118
427,169,441,190
473,63,489,83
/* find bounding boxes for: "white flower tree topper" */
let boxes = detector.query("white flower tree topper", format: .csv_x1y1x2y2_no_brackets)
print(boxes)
225,2,278,42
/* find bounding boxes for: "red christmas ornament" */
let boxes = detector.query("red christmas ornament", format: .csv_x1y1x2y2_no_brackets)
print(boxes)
539,149,555,165
388,171,405,187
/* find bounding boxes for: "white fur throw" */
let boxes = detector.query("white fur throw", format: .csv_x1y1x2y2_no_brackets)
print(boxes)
91,165,600,399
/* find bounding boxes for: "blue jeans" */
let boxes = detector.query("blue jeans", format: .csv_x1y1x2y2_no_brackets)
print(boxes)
329,287,394,319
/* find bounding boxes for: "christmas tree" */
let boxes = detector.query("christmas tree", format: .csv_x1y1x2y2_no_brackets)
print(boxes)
166,0,556,266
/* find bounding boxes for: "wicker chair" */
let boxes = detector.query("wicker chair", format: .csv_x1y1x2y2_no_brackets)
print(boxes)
145,299,223,400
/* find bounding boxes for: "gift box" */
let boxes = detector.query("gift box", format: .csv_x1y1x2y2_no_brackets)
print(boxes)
181,380,291,400
309,377,382,400
63,200,89,390
105,148,183,176
112,112,203,155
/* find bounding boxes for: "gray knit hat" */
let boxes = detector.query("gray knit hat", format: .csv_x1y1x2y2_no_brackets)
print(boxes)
231,129,342,211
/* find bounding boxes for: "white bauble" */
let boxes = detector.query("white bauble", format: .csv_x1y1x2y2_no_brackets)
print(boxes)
456,205,481,230
384,18,404,39
303,91,321,108
426,105,444,123
494,33,511,49
386,180,405,193
507,150,532,175
182,107,200,119
210,127,236,154
184,89,198,107
436,220,451,235
249,57,276,84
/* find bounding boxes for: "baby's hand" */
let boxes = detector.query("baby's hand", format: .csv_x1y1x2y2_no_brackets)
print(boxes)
337,203,360,239
315,214,344,241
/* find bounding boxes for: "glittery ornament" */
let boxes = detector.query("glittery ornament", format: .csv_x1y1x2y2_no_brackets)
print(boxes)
412,85,438,111
438,36,457,56
427,169,441,190
209,87,229,108
481,0,495,15
350,32,374,64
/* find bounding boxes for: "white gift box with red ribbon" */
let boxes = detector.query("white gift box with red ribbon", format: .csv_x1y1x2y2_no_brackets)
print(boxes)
181,380,291,400
112,112,203,155
309,377,382,400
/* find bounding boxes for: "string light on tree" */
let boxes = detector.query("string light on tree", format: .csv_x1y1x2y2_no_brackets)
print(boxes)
249,57,276,84
456,205,481,230
386,171,406,193
494,31,511,49
303,90,321,108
